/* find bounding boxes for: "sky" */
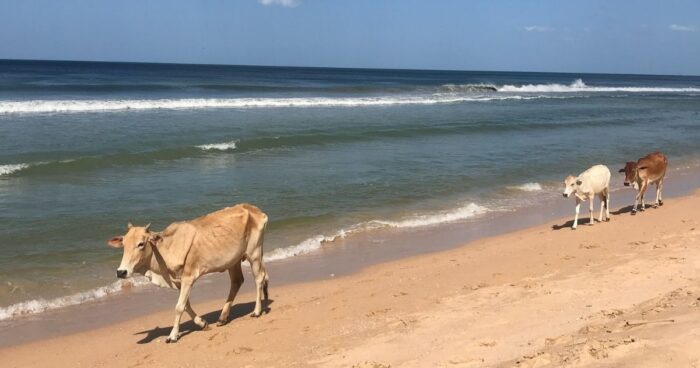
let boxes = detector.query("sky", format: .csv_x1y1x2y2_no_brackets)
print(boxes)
0,0,699,75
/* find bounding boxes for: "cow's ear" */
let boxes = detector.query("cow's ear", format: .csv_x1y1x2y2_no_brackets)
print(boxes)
108,236,124,248
127,222,133,229
148,233,162,247
576,180,582,186
618,168,625,173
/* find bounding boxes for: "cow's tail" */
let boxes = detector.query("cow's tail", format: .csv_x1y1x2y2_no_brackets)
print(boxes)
259,213,269,302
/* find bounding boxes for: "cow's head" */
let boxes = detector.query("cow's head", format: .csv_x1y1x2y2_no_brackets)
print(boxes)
562,175,582,198
107,223,161,279
618,162,639,189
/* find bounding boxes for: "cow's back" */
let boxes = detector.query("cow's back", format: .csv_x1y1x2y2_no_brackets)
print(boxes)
638,152,667,182
580,164,610,193
183,204,259,274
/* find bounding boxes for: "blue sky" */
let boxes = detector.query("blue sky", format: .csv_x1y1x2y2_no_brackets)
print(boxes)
1,0,698,75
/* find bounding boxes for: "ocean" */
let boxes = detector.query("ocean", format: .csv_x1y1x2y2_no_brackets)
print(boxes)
1,59,700,320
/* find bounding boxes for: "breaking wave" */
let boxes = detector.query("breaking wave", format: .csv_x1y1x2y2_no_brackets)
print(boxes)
0,95,556,115
0,278,150,321
498,79,700,93
437,83,498,93
0,164,30,176
197,140,238,151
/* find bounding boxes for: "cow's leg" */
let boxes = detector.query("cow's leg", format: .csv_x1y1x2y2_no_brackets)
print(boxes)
185,300,207,330
588,197,595,226
572,198,581,229
654,181,662,208
639,181,648,211
166,277,194,343
598,193,605,223
605,190,611,221
658,179,664,206
217,262,244,326
247,252,268,317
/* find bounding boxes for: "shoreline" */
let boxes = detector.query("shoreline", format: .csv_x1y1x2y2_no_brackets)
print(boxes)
0,164,699,351
1,184,699,366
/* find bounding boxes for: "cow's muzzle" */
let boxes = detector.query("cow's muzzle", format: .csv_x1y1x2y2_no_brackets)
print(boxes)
563,193,569,198
623,182,630,187
116,269,128,279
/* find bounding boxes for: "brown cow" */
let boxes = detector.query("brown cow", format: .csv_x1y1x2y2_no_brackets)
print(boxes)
618,152,668,214
108,203,269,343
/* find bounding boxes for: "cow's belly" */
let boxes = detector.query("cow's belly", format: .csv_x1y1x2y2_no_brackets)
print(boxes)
189,246,246,274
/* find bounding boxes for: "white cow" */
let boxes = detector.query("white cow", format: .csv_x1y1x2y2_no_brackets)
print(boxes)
562,164,611,229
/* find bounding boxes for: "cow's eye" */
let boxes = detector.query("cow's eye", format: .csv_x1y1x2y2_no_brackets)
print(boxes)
137,242,145,249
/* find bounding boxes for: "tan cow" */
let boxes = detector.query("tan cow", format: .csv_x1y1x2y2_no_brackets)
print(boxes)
107,203,269,343
618,152,668,214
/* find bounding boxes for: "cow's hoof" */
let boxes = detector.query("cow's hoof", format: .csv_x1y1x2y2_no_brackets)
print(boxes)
571,227,577,230
659,200,664,206
165,336,178,343
605,218,610,222
631,211,637,216
250,312,262,318
216,319,228,327
200,321,209,330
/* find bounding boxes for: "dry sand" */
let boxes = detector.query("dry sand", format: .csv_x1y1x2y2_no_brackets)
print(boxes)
3,190,700,367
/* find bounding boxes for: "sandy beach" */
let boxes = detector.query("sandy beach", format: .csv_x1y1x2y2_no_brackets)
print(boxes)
2,186,699,367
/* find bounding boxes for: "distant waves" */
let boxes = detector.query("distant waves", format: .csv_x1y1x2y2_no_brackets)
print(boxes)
0,95,557,115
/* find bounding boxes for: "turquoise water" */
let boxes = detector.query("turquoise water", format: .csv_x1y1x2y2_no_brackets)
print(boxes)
1,60,700,317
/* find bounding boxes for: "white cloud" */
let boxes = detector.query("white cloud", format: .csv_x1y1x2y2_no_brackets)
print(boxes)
524,25,553,32
259,0,300,7
669,24,696,32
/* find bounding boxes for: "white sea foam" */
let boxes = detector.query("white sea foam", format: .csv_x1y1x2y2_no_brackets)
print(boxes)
0,95,556,115
264,203,488,262
367,203,488,229
510,182,543,192
498,79,700,93
264,233,345,262
197,140,238,151
0,163,29,176
0,278,150,321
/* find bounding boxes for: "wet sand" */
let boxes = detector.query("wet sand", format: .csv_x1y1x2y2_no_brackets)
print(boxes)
2,169,700,366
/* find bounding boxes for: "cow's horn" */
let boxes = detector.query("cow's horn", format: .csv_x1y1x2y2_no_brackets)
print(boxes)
127,222,133,229
144,223,151,232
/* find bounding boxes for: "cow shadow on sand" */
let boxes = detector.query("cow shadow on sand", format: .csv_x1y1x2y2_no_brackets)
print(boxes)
134,299,274,344
551,205,643,230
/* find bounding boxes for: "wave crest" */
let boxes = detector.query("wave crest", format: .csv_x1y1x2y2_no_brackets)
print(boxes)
498,79,700,93
0,164,30,176
0,95,558,115
437,84,498,93
197,140,238,151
